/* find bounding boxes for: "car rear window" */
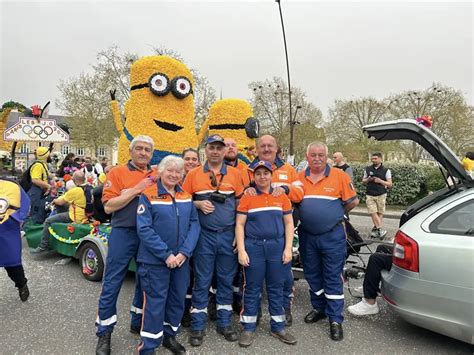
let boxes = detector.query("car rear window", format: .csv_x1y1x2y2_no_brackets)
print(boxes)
429,199,474,236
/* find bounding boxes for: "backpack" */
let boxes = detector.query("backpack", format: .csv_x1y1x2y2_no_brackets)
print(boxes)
79,185,94,219
19,161,48,192
83,165,98,185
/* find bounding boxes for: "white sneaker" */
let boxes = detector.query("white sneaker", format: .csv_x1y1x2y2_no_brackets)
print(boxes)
348,298,379,316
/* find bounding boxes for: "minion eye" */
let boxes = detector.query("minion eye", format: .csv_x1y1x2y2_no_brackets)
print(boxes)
0,198,9,214
171,77,192,99
149,73,170,96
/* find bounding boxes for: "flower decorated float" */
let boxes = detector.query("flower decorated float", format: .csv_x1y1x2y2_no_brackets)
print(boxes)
110,55,199,165
197,98,259,163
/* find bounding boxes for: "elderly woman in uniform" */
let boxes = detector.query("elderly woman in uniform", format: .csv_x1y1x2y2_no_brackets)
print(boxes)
136,155,200,355
235,160,296,347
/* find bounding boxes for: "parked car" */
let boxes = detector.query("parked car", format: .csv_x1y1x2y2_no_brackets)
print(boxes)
363,119,474,345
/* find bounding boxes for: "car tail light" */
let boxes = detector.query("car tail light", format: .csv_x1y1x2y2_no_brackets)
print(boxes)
393,230,419,272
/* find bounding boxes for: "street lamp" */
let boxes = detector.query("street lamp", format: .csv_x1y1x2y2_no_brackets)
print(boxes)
275,0,295,157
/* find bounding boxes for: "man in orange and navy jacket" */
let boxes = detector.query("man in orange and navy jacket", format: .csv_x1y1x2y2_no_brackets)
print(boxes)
95,136,157,355
182,134,244,347
290,141,358,342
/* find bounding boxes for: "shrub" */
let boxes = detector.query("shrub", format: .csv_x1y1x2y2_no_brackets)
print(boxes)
351,162,431,206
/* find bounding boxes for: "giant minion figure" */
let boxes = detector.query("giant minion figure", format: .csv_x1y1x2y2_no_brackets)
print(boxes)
197,99,259,164
111,56,198,165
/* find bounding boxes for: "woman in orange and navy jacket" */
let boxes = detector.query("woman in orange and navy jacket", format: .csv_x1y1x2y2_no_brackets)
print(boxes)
235,160,296,348
136,155,200,355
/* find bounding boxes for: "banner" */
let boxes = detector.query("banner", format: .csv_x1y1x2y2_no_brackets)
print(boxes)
3,118,69,143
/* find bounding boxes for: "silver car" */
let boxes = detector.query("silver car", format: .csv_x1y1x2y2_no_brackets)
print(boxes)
363,119,474,345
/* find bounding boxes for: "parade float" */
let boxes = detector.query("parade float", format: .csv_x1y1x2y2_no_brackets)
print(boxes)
197,98,259,163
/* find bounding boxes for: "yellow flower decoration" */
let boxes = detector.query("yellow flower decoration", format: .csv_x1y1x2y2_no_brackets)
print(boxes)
110,55,198,165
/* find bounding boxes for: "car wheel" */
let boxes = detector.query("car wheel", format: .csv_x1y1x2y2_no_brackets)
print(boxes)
79,242,104,282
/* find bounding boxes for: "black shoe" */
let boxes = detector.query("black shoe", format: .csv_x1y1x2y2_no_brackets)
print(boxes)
96,333,111,355
216,325,239,342
304,310,327,324
188,330,205,347
270,329,297,345
285,308,293,327
330,321,343,341
163,335,186,355
18,284,29,302
130,324,140,335
181,310,191,328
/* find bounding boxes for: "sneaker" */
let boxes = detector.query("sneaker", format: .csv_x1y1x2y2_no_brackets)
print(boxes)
30,246,48,255
18,284,29,302
348,298,379,316
378,229,387,240
370,226,378,238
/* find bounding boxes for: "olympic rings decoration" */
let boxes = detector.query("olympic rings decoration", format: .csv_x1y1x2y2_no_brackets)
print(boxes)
22,124,54,139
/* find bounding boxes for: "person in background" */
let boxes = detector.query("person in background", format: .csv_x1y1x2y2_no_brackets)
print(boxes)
332,152,354,182
182,148,200,176
0,166,31,302
30,171,88,254
362,153,393,239
92,173,111,223
28,147,51,224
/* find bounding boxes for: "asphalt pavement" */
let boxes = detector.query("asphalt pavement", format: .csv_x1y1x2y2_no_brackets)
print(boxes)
1,214,472,354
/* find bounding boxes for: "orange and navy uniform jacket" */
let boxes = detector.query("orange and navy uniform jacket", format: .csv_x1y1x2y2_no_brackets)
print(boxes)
291,164,357,235
102,161,157,228
237,187,292,240
225,159,248,178
136,180,200,264
182,162,244,232
245,157,303,203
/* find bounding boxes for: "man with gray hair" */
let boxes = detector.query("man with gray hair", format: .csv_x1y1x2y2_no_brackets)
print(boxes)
31,170,88,254
291,141,359,341
95,135,158,355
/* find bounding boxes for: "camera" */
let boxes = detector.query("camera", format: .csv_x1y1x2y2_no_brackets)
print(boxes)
209,191,228,204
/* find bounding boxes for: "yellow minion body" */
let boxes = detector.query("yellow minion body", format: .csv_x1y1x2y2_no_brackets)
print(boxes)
112,56,198,165
199,99,259,158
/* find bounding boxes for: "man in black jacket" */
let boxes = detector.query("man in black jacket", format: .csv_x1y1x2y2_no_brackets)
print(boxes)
362,153,392,239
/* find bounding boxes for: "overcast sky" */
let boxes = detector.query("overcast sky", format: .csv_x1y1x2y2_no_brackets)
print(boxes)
1,0,472,118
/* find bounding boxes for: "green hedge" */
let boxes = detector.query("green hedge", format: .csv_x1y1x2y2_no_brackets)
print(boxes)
350,162,446,206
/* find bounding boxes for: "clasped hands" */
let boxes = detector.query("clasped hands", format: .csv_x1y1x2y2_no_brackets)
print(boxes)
165,252,187,269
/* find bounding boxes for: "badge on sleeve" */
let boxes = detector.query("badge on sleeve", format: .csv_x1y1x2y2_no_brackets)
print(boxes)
137,204,145,214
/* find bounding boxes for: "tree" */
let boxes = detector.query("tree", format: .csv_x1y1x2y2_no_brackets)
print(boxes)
386,83,474,161
56,73,119,155
325,97,391,161
1,100,26,113
249,77,323,143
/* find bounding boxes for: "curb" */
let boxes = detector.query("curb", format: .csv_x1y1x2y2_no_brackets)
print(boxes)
350,210,402,220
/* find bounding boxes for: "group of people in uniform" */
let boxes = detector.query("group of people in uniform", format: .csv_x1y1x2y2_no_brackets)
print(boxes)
94,131,359,355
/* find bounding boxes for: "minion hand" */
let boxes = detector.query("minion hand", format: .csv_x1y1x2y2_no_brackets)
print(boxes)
110,89,116,101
